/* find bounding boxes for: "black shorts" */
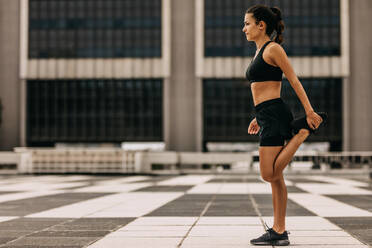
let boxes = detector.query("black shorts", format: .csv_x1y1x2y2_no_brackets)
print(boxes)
255,98,294,146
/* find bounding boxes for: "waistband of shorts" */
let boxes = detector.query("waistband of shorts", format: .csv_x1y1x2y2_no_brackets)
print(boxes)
254,98,283,112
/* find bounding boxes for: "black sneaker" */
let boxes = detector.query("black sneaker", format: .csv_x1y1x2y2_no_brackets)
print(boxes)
250,226,290,246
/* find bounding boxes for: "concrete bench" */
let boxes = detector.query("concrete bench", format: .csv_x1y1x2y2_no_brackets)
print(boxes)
0,152,32,173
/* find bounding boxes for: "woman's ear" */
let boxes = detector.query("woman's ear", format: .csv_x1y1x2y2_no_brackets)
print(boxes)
258,20,265,30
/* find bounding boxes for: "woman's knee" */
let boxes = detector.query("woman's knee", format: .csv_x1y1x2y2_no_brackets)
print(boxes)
261,173,273,182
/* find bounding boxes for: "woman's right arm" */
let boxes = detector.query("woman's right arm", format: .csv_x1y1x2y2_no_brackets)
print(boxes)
248,117,260,135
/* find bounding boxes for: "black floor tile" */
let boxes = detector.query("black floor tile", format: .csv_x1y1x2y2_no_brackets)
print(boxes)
326,217,372,246
2,246,81,248
134,185,194,192
252,194,316,216
50,218,135,231
0,238,16,245
4,237,96,247
0,218,134,248
0,193,112,216
204,194,256,216
145,194,211,216
27,230,110,237
286,186,307,193
286,178,330,184
134,176,177,184
0,218,69,231
207,178,262,183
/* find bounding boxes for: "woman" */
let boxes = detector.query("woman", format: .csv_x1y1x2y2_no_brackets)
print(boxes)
243,5,327,246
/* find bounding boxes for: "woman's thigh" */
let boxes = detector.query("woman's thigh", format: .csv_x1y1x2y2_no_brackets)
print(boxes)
259,146,284,181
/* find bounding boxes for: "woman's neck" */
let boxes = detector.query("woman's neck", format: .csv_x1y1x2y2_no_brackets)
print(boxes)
255,37,271,50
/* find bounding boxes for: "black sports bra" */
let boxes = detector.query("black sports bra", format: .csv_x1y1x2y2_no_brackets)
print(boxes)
246,40,283,83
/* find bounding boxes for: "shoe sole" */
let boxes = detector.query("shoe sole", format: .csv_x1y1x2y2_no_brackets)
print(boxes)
250,240,290,246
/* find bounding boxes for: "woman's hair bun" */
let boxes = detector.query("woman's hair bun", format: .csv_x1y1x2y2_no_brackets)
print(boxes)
270,7,282,22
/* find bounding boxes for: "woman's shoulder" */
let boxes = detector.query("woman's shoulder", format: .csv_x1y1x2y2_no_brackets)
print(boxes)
265,42,286,57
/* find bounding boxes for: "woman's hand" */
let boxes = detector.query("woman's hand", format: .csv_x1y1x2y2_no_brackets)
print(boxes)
248,118,260,135
306,111,323,130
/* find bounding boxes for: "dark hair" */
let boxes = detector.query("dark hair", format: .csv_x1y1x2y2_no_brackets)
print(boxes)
246,5,284,44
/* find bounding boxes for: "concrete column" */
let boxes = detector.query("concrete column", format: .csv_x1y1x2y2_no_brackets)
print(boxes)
0,0,20,150
167,0,199,151
349,0,372,151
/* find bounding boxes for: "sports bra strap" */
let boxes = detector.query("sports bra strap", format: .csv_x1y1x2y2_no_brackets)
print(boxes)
259,40,272,54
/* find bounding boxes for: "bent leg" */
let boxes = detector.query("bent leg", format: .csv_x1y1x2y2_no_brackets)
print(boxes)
259,146,284,182
272,129,310,181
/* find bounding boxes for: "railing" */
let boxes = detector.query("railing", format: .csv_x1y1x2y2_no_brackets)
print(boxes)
13,147,138,173
0,148,371,175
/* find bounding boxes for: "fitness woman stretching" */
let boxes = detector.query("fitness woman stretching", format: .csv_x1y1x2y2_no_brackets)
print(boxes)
243,5,327,246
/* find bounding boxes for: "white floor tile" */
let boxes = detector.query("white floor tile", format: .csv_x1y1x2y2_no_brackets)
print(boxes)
188,225,263,237
0,216,18,222
181,237,256,247
120,225,190,231
71,183,151,192
0,182,85,191
0,190,66,203
198,217,262,225
107,230,188,237
247,183,272,194
289,230,351,237
87,237,181,248
129,217,198,226
96,176,151,184
262,216,341,230
286,245,367,248
158,175,214,186
86,193,183,217
296,183,372,195
187,183,222,194
288,193,372,217
290,236,364,245
26,192,182,218
307,176,369,187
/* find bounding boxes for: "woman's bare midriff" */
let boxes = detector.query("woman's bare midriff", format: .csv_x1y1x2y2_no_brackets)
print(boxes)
251,81,282,106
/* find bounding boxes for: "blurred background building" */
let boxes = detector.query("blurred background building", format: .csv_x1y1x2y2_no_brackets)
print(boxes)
0,0,371,152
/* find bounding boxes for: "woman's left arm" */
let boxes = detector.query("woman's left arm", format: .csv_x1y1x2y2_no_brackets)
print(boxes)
269,44,322,129
269,44,314,114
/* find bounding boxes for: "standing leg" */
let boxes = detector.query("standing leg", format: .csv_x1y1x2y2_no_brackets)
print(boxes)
271,174,287,234
251,146,290,246
259,129,310,234
258,146,285,231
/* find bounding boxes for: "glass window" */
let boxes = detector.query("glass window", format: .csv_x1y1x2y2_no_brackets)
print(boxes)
28,0,162,58
26,79,163,146
203,78,342,150
205,0,341,57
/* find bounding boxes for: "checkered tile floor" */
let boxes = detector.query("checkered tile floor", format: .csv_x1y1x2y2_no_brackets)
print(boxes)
0,174,371,247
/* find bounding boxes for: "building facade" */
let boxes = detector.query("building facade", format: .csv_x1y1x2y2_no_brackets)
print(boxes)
0,0,371,151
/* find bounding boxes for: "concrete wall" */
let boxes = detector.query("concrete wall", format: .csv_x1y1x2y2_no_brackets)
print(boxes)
348,0,372,151
167,0,200,151
1,0,370,152
0,0,20,150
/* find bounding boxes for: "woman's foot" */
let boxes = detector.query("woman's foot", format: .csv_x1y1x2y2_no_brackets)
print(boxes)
250,227,290,246
291,112,328,135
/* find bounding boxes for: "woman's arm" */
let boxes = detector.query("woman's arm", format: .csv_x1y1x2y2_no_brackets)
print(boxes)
268,44,323,129
268,44,314,114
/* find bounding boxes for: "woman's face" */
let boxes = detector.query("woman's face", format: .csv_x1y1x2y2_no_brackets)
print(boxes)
242,13,261,41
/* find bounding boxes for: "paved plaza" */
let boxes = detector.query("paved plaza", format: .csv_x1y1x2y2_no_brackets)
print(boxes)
0,173,371,247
